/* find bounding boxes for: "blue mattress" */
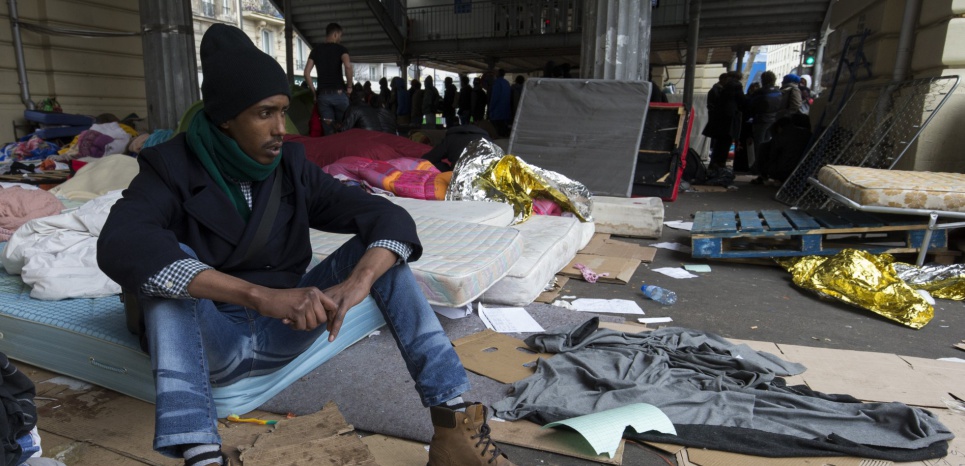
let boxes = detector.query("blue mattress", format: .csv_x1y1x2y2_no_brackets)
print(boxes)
23,110,94,126
32,125,88,140
0,265,385,417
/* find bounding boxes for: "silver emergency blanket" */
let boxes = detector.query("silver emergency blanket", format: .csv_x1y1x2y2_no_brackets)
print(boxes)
894,262,965,300
445,139,593,224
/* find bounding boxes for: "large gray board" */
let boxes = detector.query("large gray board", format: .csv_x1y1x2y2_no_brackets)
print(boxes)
508,78,651,197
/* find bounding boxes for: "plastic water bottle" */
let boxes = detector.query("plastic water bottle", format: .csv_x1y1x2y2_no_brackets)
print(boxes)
641,285,677,306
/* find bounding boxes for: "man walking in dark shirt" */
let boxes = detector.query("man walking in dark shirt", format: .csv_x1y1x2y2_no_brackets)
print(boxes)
303,23,353,136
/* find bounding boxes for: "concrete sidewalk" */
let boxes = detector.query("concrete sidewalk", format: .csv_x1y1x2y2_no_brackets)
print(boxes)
18,177,965,466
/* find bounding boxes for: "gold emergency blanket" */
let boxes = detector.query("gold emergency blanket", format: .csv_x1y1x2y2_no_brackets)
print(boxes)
777,249,933,329
445,139,593,224
893,263,965,301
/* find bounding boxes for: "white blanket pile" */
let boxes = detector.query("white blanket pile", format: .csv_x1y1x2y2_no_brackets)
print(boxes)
0,190,123,300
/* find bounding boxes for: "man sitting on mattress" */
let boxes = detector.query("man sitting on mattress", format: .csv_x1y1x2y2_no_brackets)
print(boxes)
96,24,516,466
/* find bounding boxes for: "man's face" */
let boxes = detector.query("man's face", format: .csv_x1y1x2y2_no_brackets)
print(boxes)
220,94,289,165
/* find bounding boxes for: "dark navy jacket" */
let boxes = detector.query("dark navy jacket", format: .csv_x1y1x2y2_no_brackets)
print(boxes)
97,133,421,291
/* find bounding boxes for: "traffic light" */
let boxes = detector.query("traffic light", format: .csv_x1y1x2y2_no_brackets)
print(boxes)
803,40,818,66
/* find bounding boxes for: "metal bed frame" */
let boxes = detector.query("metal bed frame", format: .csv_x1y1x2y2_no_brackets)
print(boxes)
808,176,965,266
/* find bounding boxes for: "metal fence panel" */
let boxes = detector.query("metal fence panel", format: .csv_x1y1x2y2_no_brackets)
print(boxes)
775,76,960,209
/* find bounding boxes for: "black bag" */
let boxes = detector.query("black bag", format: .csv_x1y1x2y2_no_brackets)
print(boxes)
681,148,708,184
124,165,284,352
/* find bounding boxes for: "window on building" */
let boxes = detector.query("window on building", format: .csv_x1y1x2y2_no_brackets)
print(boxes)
262,29,273,56
222,0,232,15
201,0,215,17
296,37,306,69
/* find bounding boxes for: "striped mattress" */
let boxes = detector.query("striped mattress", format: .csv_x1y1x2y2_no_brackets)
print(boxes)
0,257,386,416
309,213,524,307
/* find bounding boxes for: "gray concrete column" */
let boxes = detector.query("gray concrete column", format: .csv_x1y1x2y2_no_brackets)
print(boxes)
139,0,198,131
683,0,700,112
580,0,651,81
284,0,294,82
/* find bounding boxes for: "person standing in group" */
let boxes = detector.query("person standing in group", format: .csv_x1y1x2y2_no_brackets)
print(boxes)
510,75,525,121
458,74,472,125
99,23,519,466
798,76,813,114
422,76,440,129
390,76,410,128
747,71,783,179
702,71,745,169
378,77,391,110
409,79,424,129
442,77,458,128
471,77,487,123
488,69,512,137
303,23,353,136
778,74,803,120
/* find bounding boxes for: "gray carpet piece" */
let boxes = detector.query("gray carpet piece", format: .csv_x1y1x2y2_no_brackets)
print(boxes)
258,303,622,443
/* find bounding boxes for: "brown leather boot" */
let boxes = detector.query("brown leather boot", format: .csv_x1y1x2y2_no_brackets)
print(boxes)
428,403,517,466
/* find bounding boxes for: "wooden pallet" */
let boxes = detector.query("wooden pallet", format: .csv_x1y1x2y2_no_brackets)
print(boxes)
691,209,949,259
0,169,70,186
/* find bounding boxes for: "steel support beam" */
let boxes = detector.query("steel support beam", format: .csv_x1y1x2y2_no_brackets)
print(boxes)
139,0,198,131
580,0,651,80
363,0,406,55
284,0,294,82
7,0,34,109
683,0,700,112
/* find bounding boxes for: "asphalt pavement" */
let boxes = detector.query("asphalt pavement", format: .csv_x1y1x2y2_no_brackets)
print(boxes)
502,177,965,466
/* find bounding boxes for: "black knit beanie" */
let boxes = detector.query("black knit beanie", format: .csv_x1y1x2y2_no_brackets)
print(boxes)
200,23,291,125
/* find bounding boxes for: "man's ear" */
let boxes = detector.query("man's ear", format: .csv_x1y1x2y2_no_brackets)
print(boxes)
219,122,230,130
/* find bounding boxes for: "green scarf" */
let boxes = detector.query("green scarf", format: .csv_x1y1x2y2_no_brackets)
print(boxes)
186,111,282,221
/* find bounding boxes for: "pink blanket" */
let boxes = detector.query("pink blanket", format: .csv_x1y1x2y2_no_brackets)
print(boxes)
0,186,64,241
323,157,451,200
286,129,432,169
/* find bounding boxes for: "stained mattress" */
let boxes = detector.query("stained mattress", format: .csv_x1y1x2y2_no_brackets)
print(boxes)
0,265,385,416
309,214,523,307
480,215,595,306
817,165,965,212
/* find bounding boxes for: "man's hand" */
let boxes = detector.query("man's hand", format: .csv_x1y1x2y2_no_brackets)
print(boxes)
318,247,398,341
186,247,399,339
254,286,337,331
318,280,370,341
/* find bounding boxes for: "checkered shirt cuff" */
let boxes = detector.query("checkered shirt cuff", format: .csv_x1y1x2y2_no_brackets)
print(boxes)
141,259,212,298
368,239,413,264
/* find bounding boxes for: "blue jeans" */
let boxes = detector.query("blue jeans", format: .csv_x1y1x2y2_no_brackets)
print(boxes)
316,92,349,135
142,238,469,456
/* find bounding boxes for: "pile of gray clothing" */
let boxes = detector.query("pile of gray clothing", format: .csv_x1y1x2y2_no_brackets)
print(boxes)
493,318,953,461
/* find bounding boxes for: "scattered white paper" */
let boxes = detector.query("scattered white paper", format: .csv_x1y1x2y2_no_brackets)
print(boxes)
0,182,39,190
432,303,472,320
664,220,694,231
638,317,673,324
543,403,676,458
570,298,644,315
938,357,965,364
477,303,545,333
916,289,936,305
683,264,711,273
552,299,576,310
654,267,699,279
561,295,577,299
650,242,692,253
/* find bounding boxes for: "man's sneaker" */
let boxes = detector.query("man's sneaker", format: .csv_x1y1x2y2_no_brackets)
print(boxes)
428,402,517,466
